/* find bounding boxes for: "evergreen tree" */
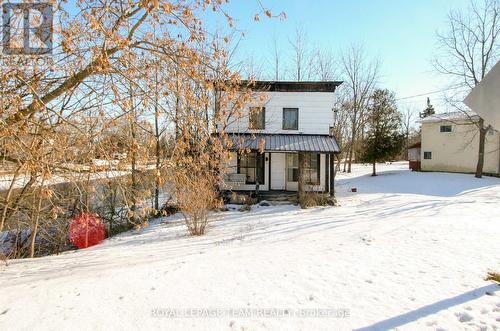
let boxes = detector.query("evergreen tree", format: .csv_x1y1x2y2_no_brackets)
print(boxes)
362,89,405,176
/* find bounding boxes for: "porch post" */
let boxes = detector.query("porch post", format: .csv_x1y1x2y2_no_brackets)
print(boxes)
268,152,272,190
329,153,335,197
325,154,330,193
298,152,305,196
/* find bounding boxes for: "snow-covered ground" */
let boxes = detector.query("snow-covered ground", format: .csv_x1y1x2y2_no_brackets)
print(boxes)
1,162,499,330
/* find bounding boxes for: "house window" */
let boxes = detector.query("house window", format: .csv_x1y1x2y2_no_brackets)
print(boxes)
424,151,432,160
283,108,298,130
303,153,320,185
286,154,299,182
286,153,320,184
440,125,452,132
237,152,265,184
249,107,265,130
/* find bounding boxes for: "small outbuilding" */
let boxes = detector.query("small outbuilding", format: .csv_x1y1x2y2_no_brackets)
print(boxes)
408,142,421,171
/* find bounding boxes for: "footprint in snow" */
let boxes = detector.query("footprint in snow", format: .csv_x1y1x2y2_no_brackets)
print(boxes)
455,311,473,323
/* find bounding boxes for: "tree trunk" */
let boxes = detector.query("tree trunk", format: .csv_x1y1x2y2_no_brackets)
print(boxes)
348,121,356,173
330,154,335,197
475,117,486,178
29,183,44,258
129,85,138,223
343,151,348,172
372,161,377,176
348,146,354,173
154,67,160,212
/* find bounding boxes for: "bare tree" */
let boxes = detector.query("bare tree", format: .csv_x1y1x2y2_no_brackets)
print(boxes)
0,0,278,257
400,105,417,155
271,36,282,80
434,0,499,178
340,44,380,172
289,25,309,81
315,48,338,81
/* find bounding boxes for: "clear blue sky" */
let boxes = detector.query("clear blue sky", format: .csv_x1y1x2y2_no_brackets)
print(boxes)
207,0,471,114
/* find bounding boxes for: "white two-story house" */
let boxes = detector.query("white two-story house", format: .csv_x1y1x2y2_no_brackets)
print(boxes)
221,81,342,196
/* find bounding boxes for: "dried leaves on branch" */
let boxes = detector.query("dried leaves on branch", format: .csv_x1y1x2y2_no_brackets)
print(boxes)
0,0,274,257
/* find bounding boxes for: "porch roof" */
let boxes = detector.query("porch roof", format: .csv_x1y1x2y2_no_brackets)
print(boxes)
225,133,340,154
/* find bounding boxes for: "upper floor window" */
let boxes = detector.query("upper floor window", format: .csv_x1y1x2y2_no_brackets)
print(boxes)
283,108,298,130
440,125,452,133
424,151,432,160
249,107,265,130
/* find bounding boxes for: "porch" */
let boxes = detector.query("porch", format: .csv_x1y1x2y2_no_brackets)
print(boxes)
222,133,341,196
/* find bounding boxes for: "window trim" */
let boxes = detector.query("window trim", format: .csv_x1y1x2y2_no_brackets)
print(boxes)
282,108,299,130
237,152,265,185
423,151,432,160
249,107,265,130
286,153,299,182
440,125,452,133
303,153,321,185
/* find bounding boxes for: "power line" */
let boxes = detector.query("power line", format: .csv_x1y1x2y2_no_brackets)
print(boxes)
396,84,465,101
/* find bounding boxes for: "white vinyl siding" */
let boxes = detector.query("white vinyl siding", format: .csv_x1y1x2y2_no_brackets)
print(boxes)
225,91,335,135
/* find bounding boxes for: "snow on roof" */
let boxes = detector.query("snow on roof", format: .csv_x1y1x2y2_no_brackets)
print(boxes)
417,111,480,124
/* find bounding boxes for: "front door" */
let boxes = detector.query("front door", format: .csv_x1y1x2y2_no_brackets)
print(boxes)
285,153,299,191
270,153,286,190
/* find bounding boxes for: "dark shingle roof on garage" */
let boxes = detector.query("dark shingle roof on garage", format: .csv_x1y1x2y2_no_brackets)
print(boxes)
225,133,340,153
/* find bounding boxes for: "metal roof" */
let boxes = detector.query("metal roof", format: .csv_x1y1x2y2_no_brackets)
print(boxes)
225,133,340,154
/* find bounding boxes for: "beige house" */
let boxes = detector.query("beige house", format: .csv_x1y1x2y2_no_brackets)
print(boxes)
418,112,500,175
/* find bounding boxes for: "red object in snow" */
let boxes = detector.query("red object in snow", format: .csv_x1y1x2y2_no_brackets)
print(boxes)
351,188,357,193
69,213,105,249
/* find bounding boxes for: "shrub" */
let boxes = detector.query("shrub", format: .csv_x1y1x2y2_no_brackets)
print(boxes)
485,271,500,283
239,204,252,212
175,177,221,236
299,191,329,209
159,201,180,217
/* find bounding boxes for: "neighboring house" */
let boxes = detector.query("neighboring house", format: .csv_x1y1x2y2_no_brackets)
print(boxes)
464,60,500,129
417,112,500,175
221,81,342,195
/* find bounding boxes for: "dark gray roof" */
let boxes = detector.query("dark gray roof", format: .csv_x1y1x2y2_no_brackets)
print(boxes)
225,133,340,153
238,81,342,92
